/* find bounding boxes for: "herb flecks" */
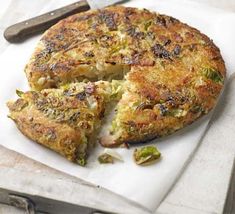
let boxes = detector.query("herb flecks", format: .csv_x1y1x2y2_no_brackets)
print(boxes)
16,89,24,97
202,68,223,83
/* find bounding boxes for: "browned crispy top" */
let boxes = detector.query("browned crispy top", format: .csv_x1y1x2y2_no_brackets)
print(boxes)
25,6,225,91
23,6,226,147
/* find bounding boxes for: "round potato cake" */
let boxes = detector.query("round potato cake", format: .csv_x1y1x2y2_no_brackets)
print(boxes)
25,6,225,147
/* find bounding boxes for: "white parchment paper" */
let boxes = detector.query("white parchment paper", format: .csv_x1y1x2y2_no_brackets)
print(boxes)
1,0,235,212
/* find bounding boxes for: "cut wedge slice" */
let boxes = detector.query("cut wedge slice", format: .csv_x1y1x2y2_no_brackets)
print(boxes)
7,81,115,165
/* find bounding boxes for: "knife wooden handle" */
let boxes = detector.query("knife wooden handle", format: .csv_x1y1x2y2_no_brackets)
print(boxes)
4,0,90,43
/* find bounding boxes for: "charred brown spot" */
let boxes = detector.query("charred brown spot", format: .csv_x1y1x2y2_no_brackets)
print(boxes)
159,104,168,116
155,16,167,27
105,61,116,65
99,35,113,48
151,44,171,59
55,34,64,41
84,34,98,43
125,8,135,16
43,41,58,54
124,7,136,23
123,9,133,23
42,38,69,54
168,16,179,24
188,44,197,51
69,111,80,122
136,103,153,111
76,91,86,100
84,51,94,58
173,44,181,55
122,51,155,66
99,11,117,31
126,26,135,36
163,39,171,46
126,26,145,39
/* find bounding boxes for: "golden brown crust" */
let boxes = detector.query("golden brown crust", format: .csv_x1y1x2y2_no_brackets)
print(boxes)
25,6,225,91
8,101,86,163
20,6,226,149
7,81,112,165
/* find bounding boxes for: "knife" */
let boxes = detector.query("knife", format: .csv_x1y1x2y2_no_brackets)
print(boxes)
4,0,124,43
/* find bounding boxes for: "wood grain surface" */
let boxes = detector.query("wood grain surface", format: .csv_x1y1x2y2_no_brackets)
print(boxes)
0,1,235,214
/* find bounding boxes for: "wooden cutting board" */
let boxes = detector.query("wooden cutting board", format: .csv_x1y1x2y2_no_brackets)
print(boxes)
0,1,235,213
1,77,235,214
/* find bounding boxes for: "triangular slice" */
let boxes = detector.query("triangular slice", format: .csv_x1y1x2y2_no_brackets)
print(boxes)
7,81,113,165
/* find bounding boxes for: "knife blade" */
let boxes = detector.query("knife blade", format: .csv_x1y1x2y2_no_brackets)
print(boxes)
4,0,123,43
87,0,124,9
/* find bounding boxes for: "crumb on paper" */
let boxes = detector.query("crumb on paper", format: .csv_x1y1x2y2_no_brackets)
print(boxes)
133,146,161,166
98,148,123,164
98,153,114,164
